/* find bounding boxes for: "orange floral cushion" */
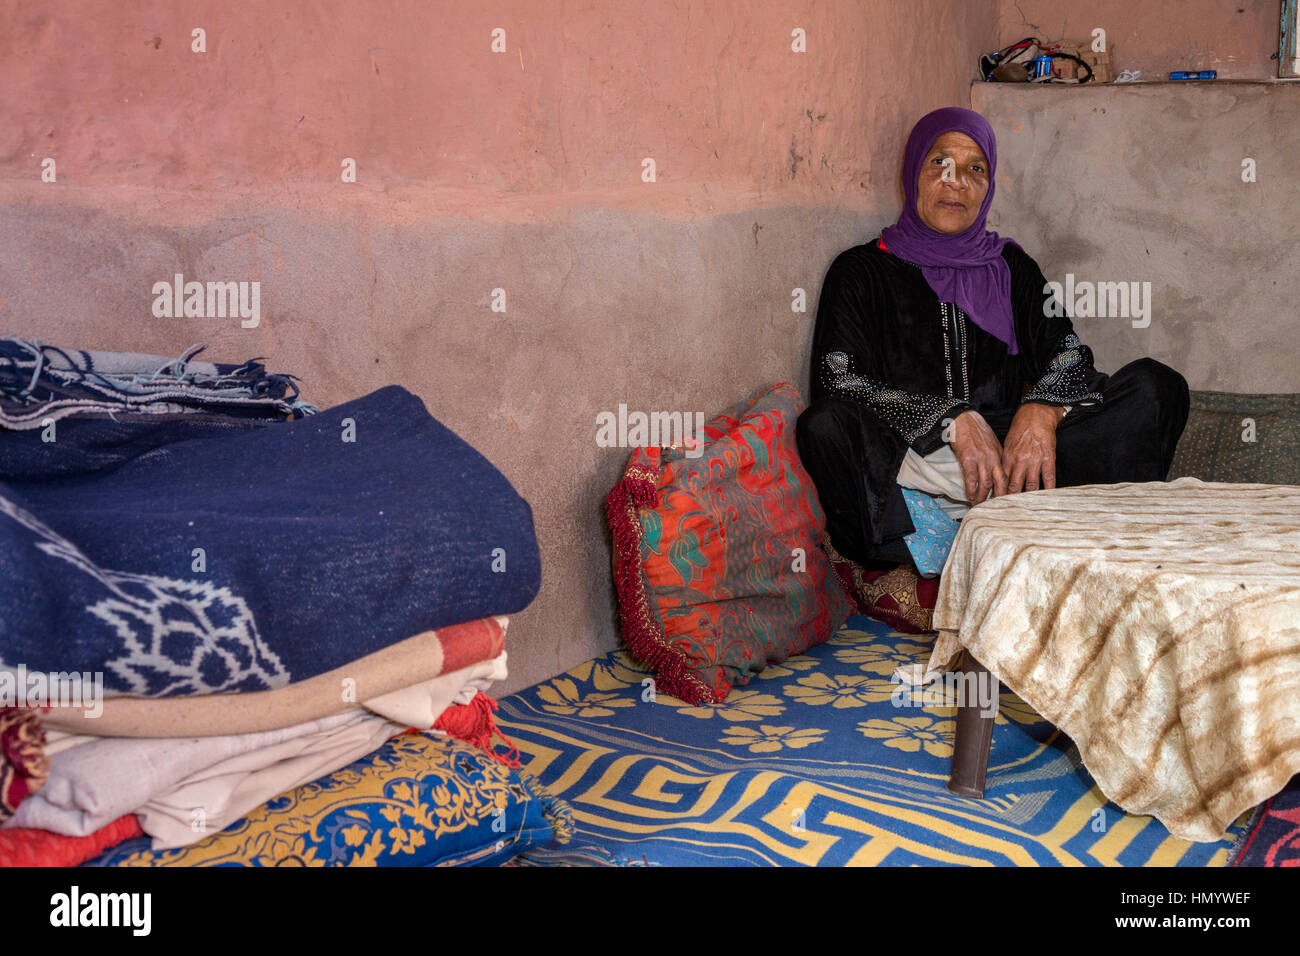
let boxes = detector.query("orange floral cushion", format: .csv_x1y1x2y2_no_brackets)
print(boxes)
605,383,852,704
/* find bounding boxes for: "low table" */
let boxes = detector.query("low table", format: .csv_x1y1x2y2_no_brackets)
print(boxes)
930,477,1300,843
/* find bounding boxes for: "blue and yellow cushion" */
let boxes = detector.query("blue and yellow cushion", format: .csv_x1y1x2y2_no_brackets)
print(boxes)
83,733,572,867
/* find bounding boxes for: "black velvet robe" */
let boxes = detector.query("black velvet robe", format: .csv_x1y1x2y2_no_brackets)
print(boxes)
796,237,1188,567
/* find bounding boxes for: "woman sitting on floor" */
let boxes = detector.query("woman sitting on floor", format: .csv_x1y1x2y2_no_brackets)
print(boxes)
796,107,1189,576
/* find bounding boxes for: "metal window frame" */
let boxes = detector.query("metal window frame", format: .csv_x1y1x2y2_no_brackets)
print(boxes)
1283,0,1300,78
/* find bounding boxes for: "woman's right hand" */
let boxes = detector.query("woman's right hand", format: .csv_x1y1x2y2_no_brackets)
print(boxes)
949,409,1008,504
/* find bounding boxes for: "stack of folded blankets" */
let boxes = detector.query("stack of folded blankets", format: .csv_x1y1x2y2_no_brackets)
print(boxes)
0,338,560,866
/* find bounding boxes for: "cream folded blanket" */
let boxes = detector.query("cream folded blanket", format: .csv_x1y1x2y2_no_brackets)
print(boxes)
15,650,509,846
929,477,1300,843
12,711,405,846
38,616,507,737
137,714,405,849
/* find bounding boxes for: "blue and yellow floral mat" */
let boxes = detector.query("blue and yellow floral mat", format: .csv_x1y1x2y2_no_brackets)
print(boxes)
497,615,1249,866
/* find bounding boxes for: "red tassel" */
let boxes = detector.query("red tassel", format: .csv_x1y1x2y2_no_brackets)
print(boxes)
604,468,721,705
434,692,522,769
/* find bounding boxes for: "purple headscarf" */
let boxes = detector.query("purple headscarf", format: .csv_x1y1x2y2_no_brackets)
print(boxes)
880,107,1018,355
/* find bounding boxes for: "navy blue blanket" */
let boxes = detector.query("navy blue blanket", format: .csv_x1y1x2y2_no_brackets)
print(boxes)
0,385,541,697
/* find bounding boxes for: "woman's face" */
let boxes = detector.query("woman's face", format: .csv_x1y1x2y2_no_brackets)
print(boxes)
916,131,989,235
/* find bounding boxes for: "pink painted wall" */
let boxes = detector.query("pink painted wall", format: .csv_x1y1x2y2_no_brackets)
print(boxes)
996,0,1281,79
3,0,996,219
0,0,1001,696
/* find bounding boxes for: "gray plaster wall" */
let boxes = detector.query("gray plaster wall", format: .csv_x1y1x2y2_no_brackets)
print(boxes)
974,81,1300,394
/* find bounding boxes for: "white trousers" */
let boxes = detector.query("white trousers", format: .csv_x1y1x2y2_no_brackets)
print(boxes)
896,406,1072,521
896,444,974,521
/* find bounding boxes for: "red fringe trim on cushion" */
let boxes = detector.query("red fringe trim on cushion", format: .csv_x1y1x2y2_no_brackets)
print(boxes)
434,692,522,770
604,466,720,706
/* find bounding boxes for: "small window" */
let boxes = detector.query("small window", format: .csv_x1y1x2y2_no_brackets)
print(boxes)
1283,1,1300,78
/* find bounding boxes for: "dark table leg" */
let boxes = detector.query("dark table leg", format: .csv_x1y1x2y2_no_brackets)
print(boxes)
947,648,998,798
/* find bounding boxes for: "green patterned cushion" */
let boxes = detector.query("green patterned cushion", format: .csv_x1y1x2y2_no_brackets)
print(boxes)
1169,391,1300,485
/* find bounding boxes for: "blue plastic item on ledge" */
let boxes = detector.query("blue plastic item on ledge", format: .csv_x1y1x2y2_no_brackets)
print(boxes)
1169,70,1217,80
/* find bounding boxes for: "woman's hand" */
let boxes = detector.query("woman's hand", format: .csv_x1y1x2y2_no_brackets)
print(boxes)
1000,403,1066,493
949,409,1008,504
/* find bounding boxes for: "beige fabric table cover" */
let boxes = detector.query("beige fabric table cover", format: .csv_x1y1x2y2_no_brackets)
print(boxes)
928,477,1300,842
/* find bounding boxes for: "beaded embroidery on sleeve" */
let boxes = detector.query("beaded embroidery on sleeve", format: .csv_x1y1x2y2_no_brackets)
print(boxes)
1022,333,1105,406
819,349,969,444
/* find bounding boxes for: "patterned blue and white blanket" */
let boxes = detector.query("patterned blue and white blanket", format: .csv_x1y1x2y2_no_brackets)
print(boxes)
0,385,540,697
